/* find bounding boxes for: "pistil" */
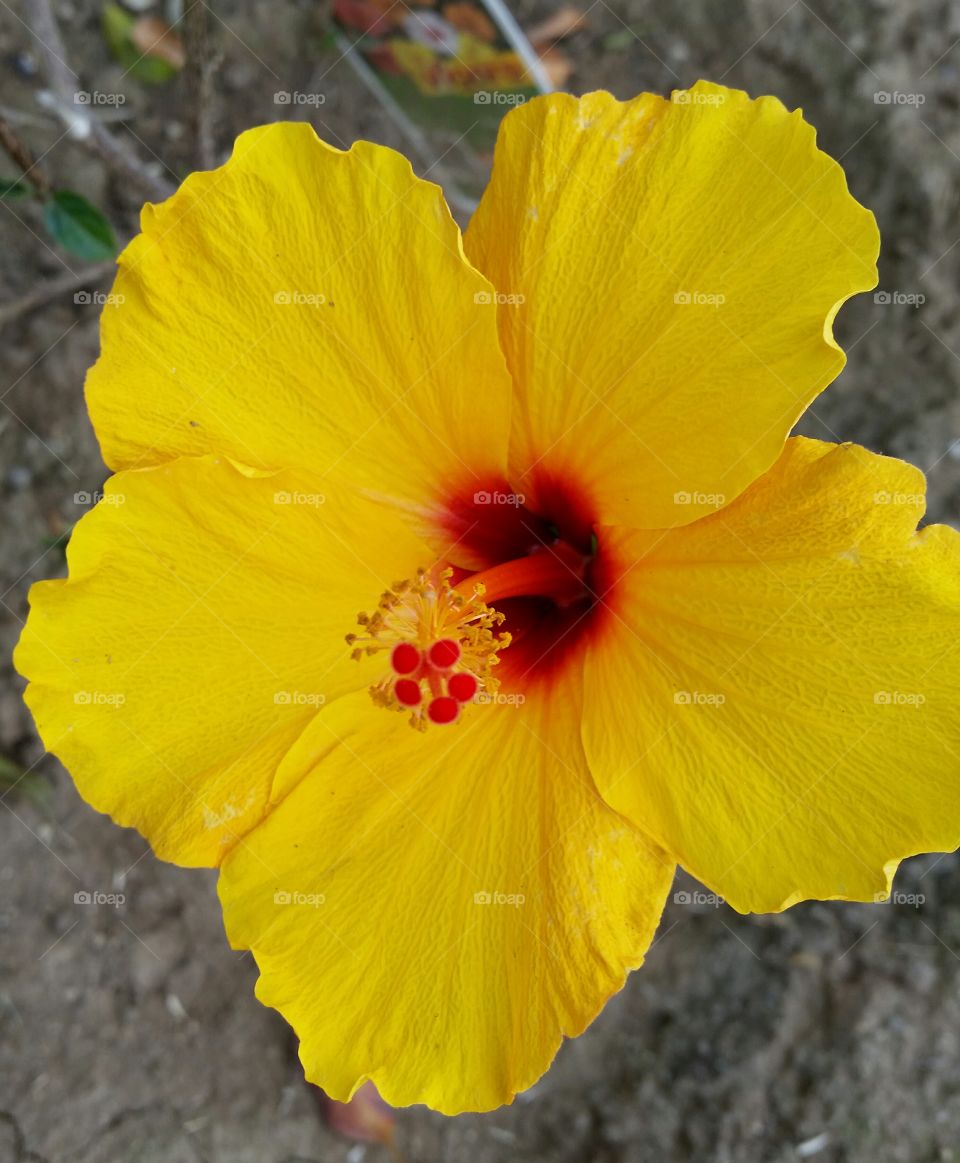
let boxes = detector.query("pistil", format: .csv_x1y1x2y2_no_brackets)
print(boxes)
347,569,509,730
456,541,590,607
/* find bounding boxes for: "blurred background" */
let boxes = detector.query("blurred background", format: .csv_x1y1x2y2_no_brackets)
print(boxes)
2,1,960,1160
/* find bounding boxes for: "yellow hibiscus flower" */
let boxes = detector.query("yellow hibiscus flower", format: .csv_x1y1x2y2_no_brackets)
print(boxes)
15,80,960,1114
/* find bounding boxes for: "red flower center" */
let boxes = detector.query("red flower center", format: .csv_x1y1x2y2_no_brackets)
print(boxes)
440,476,606,691
349,478,607,728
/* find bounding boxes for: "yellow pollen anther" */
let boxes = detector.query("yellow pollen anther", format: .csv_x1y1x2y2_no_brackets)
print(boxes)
346,568,510,730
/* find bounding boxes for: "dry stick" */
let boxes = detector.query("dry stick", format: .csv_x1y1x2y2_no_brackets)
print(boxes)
0,260,115,328
0,114,117,327
184,0,220,170
25,0,174,203
0,114,51,196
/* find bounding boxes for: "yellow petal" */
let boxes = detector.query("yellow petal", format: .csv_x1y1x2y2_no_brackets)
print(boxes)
218,681,673,1114
582,436,960,912
87,123,514,507
15,457,431,866
464,83,879,528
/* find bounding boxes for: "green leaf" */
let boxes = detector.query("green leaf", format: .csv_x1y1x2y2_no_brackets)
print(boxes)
0,754,50,811
313,29,338,52
42,190,117,261
102,2,178,83
0,177,30,199
602,29,637,51
102,1,134,56
0,754,22,787
42,526,73,564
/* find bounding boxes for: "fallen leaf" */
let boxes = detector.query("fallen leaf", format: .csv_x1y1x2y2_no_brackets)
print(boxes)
103,3,182,81
320,1081,396,1147
537,45,574,88
130,15,186,70
526,5,586,49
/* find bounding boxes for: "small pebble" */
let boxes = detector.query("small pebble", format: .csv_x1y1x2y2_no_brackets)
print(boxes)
164,992,188,1020
5,465,32,491
797,1131,831,1157
10,50,38,78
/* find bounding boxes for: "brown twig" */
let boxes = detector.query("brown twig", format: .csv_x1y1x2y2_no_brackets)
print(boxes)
184,0,220,170
0,259,115,328
25,0,174,203
0,114,51,197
